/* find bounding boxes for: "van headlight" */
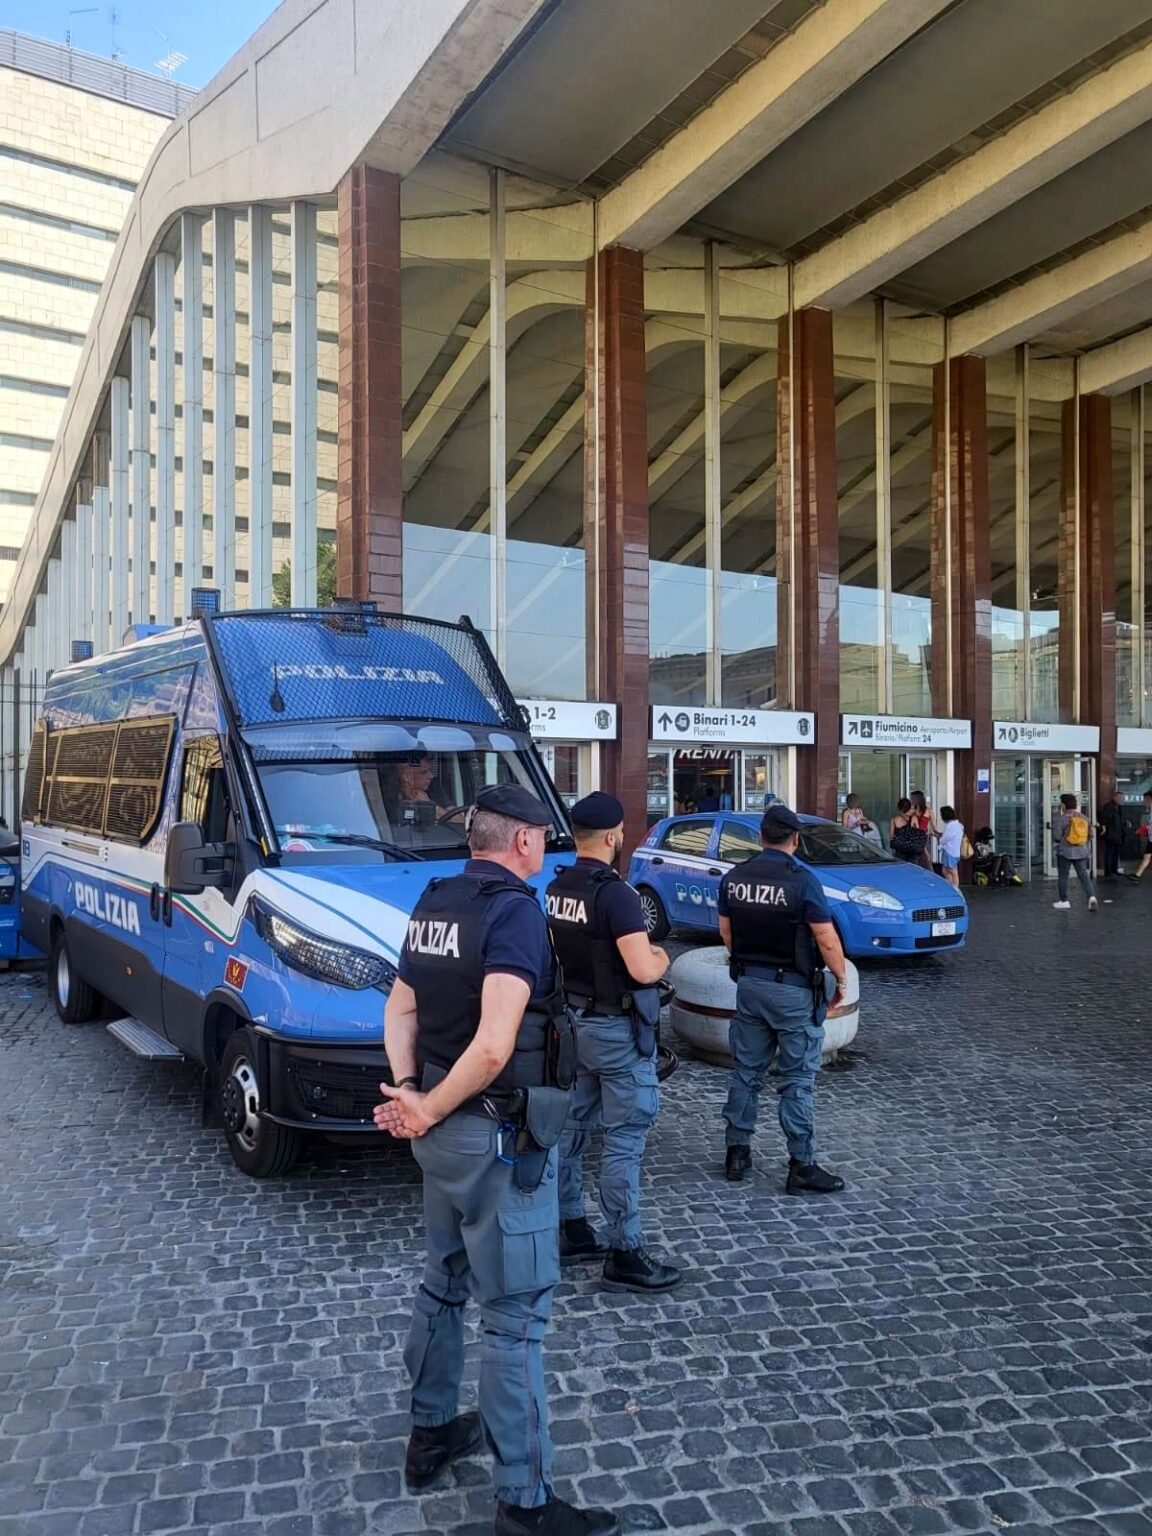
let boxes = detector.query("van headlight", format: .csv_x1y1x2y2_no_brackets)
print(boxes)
848,885,904,912
251,898,396,990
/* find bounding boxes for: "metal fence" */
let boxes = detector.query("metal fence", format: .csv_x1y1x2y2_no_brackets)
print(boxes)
0,29,197,118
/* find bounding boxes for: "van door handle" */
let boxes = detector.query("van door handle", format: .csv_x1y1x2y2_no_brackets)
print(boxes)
163,889,173,927
149,883,161,921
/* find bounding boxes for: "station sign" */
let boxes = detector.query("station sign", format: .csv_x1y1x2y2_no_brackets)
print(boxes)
1117,727,1152,755
993,721,1100,753
649,705,814,746
841,714,972,749
518,699,617,741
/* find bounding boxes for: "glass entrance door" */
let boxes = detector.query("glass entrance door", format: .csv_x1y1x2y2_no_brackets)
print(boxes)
903,753,938,813
1042,757,1096,877
992,756,1096,878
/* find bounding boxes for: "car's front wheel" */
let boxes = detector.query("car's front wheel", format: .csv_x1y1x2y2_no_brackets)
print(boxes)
219,1029,302,1179
637,886,670,941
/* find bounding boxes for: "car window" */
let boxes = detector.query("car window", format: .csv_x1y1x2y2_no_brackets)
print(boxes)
660,819,713,857
718,820,760,864
799,825,894,866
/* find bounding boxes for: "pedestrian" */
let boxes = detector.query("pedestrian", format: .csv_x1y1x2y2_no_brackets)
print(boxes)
909,789,939,869
719,803,849,1193
1126,790,1152,882
841,792,872,836
937,805,964,889
374,782,618,1536
890,797,928,863
1097,790,1126,879
546,791,681,1293
1052,791,1098,912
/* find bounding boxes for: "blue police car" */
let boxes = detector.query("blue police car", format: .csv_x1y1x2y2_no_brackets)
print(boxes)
629,812,967,958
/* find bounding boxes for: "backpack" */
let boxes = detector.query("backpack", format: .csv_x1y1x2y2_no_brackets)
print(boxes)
1064,813,1089,848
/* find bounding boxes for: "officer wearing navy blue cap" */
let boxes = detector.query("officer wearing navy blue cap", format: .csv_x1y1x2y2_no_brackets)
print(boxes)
375,782,618,1536
545,791,681,1293
718,802,848,1193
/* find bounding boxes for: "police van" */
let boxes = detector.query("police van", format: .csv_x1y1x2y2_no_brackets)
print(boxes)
20,603,574,1176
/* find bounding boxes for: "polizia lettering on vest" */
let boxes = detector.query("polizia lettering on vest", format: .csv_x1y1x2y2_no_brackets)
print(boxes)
725,881,788,906
406,918,461,958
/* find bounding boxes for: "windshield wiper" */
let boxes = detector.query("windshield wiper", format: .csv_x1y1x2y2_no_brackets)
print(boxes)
299,832,426,862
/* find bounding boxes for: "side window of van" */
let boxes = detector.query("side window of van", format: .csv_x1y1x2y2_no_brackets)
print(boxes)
180,737,230,843
30,716,175,844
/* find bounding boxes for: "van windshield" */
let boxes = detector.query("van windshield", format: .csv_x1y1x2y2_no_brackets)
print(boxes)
244,720,572,862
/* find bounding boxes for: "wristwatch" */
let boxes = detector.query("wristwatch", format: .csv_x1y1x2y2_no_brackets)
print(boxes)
396,1075,420,1090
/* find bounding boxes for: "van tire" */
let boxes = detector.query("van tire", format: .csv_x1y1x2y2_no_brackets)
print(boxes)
219,1029,301,1179
637,886,670,941
50,929,102,1024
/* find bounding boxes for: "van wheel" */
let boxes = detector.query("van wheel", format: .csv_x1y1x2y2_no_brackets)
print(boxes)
50,929,101,1023
637,887,670,941
219,1029,301,1179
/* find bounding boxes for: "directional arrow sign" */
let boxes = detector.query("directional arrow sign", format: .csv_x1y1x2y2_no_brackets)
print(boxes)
658,712,672,730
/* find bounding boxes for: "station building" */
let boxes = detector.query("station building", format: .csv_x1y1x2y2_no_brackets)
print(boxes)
5,0,1152,879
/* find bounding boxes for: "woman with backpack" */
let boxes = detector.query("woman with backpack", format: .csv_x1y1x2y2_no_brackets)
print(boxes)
1052,792,1098,912
890,797,929,864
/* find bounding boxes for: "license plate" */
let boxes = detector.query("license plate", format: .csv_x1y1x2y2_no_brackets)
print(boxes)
931,920,956,937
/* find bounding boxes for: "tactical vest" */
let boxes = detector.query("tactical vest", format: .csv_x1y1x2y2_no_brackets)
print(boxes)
545,860,634,1011
724,851,818,980
406,870,557,1092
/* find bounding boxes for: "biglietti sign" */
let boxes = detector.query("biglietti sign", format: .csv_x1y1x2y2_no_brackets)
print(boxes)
650,706,815,746
993,721,1100,753
841,714,972,749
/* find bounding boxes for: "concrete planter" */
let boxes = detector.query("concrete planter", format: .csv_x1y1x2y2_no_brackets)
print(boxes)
668,947,861,1067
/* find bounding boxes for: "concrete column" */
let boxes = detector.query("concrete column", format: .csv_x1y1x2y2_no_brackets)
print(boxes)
74,498,93,646
213,208,237,610
931,354,992,835
489,168,507,665
248,204,274,607
181,213,205,614
154,251,177,624
290,200,318,605
703,241,722,703
60,524,77,661
776,307,840,819
92,433,111,655
110,375,130,643
48,558,64,676
337,165,403,608
130,312,152,623
584,245,649,852
1061,395,1116,794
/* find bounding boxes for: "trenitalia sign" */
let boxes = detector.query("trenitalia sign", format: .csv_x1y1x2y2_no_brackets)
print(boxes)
841,714,972,749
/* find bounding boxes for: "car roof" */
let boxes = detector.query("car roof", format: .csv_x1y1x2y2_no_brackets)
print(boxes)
654,811,832,828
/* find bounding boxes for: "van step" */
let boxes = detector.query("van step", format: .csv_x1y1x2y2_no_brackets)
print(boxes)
107,1017,184,1060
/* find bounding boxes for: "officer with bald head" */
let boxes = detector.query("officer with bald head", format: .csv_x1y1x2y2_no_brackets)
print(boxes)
718,803,848,1193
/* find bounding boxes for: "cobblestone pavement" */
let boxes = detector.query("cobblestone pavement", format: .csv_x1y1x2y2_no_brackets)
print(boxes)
3,880,1152,1536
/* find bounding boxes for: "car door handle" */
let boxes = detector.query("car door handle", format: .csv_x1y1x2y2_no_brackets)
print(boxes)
650,857,663,866
708,867,722,876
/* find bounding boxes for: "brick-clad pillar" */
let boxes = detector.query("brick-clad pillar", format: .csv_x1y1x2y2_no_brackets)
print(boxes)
337,165,403,610
1061,395,1116,792
776,308,839,818
931,355,992,835
585,246,649,852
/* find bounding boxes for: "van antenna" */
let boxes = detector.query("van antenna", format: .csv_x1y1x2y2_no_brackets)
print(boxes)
269,663,286,714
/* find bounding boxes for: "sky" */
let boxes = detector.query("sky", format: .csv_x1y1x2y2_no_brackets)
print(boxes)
1,0,283,87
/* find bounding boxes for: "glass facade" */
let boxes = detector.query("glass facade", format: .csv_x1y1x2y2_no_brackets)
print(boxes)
887,306,939,716
835,301,880,712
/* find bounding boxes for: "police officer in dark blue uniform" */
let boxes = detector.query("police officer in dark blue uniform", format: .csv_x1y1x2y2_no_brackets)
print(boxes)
375,783,618,1536
718,803,848,1193
545,792,681,1293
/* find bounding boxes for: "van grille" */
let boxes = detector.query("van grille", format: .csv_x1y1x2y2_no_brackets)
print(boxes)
288,1059,383,1122
911,905,965,923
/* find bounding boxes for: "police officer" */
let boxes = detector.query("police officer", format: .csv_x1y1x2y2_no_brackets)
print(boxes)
718,803,848,1193
546,792,681,1293
375,783,618,1536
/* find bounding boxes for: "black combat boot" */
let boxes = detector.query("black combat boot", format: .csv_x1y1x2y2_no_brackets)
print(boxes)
786,1160,845,1195
560,1217,607,1265
404,1411,483,1491
601,1245,682,1293
725,1145,752,1182
495,1494,621,1535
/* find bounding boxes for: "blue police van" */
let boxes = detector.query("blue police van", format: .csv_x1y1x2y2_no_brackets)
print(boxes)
19,604,574,1176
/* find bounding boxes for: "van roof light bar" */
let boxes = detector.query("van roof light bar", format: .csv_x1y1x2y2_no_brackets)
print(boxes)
70,640,94,663
189,586,221,618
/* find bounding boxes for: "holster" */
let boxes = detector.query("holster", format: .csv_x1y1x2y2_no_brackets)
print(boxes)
812,967,834,1028
511,1085,572,1193
622,983,662,1059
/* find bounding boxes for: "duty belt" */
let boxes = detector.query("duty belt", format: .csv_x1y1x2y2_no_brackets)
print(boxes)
456,1090,522,1121
739,963,813,990
569,995,626,1018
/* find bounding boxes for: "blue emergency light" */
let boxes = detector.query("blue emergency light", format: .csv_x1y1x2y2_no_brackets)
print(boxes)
70,640,94,663
190,586,221,618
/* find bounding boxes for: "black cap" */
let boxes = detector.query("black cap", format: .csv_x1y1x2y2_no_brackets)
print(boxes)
569,791,625,830
761,803,802,838
472,782,552,826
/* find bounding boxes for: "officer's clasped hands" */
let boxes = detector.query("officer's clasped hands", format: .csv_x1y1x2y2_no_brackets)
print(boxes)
374,1082,437,1139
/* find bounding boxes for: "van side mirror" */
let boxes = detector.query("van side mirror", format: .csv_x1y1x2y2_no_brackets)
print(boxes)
166,821,232,895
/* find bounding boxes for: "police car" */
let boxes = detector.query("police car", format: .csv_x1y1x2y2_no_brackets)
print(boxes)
629,812,968,958
20,602,574,1176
